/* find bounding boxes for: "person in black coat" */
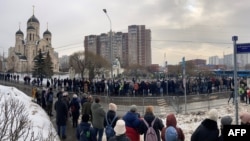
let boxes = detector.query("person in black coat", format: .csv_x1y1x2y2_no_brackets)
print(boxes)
104,103,119,141
76,114,96,141
191,109,219,141
69,94,81,128
54,95,68,139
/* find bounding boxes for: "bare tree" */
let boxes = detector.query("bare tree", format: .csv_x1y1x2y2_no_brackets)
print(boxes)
70,51,110,80
0,94,58,141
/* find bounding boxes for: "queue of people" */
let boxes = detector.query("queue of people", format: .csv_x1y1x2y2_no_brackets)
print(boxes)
29,85,250,141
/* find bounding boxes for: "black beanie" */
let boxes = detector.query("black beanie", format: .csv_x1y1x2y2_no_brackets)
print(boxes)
82,114,90,122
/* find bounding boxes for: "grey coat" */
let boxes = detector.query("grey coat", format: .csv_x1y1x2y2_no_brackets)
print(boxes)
91,102,106,129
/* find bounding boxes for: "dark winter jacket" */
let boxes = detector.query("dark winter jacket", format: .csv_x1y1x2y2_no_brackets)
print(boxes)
138,113,164,141
108,134,131,141
76,122,96,141
104,110,119,128
54,97,68,126
69,98,80,118
161,114,185,141
123,111,141,141
191,119,219,141
82,101,93,121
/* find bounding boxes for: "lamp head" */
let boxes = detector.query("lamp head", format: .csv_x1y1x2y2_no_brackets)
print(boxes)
103,9,107,13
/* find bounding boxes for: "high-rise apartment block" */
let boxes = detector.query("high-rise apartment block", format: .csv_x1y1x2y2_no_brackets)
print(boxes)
84,25,151,67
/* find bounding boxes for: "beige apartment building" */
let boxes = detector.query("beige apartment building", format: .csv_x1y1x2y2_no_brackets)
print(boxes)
84,25,151,67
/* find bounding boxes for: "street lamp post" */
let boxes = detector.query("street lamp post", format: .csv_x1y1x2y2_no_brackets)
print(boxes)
103,9,113,81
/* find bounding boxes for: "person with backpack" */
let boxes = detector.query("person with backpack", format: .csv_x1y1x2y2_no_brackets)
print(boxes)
69,94,81,128
161,113,185,141
138,105,164,141
76,114,96,141
122,105,141,141
104,103,119,141
108,119,131,141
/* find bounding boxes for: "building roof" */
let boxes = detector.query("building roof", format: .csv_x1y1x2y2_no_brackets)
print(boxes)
27,15,39,23
43,29,51,35
16,29,23,35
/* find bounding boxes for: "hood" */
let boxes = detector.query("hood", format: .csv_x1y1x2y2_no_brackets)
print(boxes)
166,114,177,127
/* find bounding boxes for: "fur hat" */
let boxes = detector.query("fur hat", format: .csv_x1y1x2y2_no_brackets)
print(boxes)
73,94,77,98
221,115,233,125
62,92,68,96
109,103,117,112
114,119,126,135
207,109,218,122
240,112,250,124
130,105,137,112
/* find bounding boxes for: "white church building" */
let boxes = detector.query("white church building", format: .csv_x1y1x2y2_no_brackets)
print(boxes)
6,11,59,73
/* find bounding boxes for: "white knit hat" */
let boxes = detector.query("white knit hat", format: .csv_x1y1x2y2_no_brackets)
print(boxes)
73,94,77,98
207,109,218,122
114,119,126,135
109,103,117,112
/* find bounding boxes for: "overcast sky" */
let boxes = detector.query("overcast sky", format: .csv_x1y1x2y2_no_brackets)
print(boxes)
1,0,250,65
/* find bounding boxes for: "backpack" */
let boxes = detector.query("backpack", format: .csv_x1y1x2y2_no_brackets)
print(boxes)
48,93,53,102
165,126,178,141
105,113,117,138
143,117,158,141
80,128,90,141
71,104,76,112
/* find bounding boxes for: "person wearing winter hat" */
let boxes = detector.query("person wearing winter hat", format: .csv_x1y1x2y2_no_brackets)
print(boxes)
104,103,119,141
69,93,80,127
76,114,96,141
161,113,185,141
191,108,219,141
208,108,218,122
219,115,233,141
138,105,164,141
130,105,137,112
123,105,141,141
240,112,250,125
108,119,130,141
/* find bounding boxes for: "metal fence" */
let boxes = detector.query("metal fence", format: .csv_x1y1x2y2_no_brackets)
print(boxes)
0,80,230,118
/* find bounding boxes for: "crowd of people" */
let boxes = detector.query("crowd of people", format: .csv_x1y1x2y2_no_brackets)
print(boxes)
0,72,237,97
1,73,250,141
30,85,250,141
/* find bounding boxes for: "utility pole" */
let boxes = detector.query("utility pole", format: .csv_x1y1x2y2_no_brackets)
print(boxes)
232,36,239,124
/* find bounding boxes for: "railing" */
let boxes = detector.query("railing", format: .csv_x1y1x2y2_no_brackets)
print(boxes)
0,80,230,117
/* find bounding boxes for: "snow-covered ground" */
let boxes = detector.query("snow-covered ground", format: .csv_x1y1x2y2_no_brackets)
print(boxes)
171,102,250,141
0,85,59,141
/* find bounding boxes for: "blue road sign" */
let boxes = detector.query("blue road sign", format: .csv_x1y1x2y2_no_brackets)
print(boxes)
236,43,250,53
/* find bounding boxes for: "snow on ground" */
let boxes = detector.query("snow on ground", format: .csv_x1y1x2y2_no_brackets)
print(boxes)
0,85,59,141
169,102,250,141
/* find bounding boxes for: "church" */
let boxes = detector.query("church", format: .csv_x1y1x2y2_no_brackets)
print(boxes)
6,11,59,74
